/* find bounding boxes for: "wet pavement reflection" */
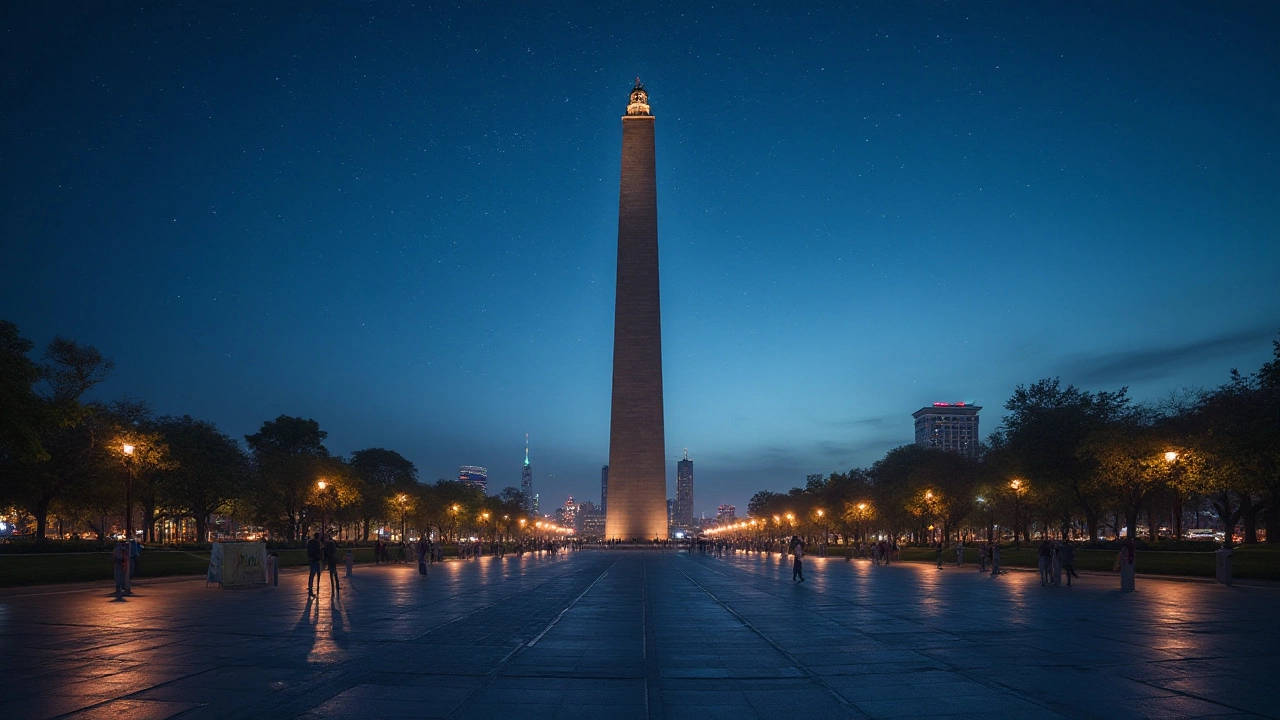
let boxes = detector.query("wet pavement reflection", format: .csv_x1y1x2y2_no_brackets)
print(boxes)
1,549,1276,719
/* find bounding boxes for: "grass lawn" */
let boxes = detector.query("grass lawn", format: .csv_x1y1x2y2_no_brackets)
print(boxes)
897,543,1280,580
0,547,378,588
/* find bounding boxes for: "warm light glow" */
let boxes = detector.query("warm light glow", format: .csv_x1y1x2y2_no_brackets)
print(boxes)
785,513,794,521
122,443,135,455
857,503,867,511
519,519,527,527
1010,478,1023,491
1164,451,1179,462
816,509,825,517
924,490,933,500
317,480,327,490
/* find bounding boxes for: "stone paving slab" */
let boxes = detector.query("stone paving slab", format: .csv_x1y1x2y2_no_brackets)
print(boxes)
2,550,1277,719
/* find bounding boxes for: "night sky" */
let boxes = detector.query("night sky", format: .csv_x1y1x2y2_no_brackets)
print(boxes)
3,3,1277,518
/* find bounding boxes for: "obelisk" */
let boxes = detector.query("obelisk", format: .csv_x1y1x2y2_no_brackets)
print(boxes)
605,79,669,541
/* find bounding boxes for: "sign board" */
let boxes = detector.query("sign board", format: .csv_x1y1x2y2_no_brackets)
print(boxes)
207,542,267,587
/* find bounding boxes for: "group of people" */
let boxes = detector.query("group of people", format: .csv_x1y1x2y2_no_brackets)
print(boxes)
1037,539,1080,586
305,532,341,597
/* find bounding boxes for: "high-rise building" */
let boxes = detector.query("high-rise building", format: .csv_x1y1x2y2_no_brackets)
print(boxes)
459,466,488,493
605,79,669,541
563,495,578,529
913,402,982,459
674,449,694,530
601,465,609,517
520,434,533,512
532,493,540,515
716,504,736,524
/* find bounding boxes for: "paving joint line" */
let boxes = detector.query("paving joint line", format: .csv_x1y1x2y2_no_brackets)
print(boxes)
668,556,864,719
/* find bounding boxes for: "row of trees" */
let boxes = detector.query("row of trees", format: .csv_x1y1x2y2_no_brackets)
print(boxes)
0,320,541,544
745,337,1279,548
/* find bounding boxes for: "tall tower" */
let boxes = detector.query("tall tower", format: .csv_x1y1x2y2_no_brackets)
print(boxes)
675,449,693,530
605,79,669,541
520,434,534,512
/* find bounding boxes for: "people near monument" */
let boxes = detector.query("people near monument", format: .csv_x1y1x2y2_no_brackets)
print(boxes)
1051,541,1063,585
416,536,429,575
1061,541,1078,586
112,541,130,596
322,535,340,594
306,532,322,597
1038,539,1053,586
791,535,805,583
129,537,142,577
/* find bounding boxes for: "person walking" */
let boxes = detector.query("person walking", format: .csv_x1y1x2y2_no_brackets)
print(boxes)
955,540,965,567
1038,539,1053,586
935,541,944,569
322,534,341,595
791,536,806,583
1061,540,1078,586
990,543,1001,577
306,532,322,597
978,541,988,573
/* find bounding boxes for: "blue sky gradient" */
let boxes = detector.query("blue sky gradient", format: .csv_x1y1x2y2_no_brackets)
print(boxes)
2,2,1277,517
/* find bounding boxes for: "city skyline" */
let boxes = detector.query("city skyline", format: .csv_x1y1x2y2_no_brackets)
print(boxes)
2,4,1277,517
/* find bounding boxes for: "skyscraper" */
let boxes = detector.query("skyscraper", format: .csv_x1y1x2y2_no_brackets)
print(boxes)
520,434,533,512
913,402,982,459
605,79,669,541
674,449,694,530
459,466,488,492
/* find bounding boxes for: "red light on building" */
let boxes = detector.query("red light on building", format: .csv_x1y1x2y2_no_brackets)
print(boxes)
932,402,966,407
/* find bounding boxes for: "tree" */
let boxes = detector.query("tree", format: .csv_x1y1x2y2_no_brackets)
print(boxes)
997,378,1129,542
5,337,114,540
1078,419,1168,542
350,448,418,540
155,416,250,542
0,320,45,464
245,416,330,540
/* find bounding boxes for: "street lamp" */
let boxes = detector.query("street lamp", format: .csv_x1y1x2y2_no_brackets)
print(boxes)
316,480,330,538
397,493,408,541
120,443,137,539
1009,478,1026,549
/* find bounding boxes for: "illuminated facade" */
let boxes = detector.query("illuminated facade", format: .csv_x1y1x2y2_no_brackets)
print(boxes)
459,466,488,492
913,403,982,459
605,79,669,540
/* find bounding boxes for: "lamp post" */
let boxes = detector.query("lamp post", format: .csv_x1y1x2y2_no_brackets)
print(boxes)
121,443,137,539
316,480,329,538
397,494,408,541
1164,451,1180,540
1009,479,1025,549
816,509,827,555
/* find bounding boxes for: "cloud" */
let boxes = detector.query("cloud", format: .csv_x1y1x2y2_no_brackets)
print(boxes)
1061,326,1275,387
826,414,895,429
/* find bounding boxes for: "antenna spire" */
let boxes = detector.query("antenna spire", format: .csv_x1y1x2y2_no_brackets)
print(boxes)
683,447,688,461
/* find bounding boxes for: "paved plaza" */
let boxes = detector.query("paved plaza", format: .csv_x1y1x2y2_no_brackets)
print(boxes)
1,550,1277,719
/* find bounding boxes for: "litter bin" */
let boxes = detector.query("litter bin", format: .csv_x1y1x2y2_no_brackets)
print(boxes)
345,549,354,578
1215,546,1233,586
266,553,279,587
